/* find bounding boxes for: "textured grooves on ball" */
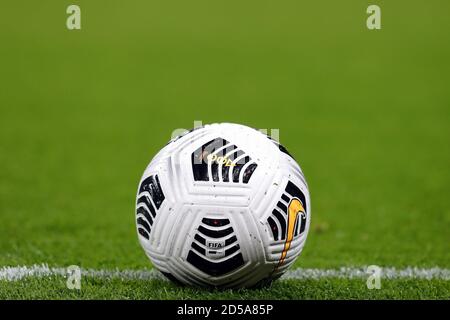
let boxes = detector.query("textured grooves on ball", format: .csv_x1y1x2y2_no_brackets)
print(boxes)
191,137,258,184
186,218,244,277
136,174,165,240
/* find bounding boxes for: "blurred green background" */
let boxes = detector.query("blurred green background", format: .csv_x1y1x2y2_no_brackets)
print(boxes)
0,0,449,272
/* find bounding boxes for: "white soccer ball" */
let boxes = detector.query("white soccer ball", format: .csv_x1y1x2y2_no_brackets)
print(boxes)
135,123,311,288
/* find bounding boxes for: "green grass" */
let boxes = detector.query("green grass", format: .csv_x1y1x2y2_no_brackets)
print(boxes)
1,277,449,300
0,0,449,299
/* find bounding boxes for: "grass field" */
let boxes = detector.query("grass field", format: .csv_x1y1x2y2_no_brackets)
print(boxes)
0,1,449,299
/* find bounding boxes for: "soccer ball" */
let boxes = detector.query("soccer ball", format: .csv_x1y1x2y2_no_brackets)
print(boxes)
135,123,311,288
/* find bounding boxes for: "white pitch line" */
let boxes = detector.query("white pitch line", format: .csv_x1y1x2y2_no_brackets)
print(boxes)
283,267,450,280
0,264,449,282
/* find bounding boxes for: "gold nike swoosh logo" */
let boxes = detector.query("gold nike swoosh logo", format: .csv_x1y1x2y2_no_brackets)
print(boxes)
277,198,305,267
